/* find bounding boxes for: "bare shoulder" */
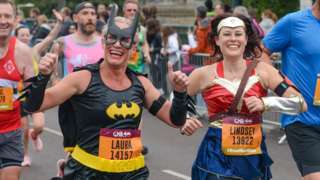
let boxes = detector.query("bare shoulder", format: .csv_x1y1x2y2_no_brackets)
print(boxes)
188,63,217,95
190,63,217,80
15,40,32,57
137,75,152,88
15,40,33,66
255,60,280,88
255,61,277,78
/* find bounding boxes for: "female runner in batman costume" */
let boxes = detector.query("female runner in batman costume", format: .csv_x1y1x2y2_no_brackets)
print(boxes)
23,5,202,180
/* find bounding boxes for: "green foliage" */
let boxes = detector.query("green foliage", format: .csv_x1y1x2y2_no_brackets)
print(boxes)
15,0,126,18
222,0,300,19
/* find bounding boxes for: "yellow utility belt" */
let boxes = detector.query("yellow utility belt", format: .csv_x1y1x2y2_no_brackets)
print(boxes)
71,145,145,173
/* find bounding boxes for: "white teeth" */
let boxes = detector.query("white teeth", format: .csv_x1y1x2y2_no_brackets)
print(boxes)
110,50,123,56
109,47,125,57
228,45,239,48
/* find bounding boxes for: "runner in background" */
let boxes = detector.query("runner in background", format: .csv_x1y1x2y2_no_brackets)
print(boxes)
50,2,104,177
262,0,320,179
0,0,35,179
15,9,64,167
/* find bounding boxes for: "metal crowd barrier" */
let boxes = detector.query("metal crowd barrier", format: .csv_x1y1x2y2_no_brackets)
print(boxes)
189,53,217,66
149,53,181,97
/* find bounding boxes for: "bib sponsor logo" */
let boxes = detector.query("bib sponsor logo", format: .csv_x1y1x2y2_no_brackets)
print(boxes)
112,131,132,138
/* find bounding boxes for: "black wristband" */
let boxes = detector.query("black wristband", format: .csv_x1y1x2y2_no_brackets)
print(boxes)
36,73,51,85
170,91,187,126
23,73,51,112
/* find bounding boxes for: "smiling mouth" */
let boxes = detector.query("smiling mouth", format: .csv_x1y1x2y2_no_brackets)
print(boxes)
0,25,10,30
227,44,240,49
109,50,124,58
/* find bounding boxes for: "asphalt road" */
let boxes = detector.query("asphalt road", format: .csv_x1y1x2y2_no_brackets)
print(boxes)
21,108,300,180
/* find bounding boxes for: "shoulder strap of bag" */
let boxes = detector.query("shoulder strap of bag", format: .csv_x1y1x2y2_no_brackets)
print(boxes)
229,60,258,113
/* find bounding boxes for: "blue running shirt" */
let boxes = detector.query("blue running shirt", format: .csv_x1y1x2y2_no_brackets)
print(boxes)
263,9,320,127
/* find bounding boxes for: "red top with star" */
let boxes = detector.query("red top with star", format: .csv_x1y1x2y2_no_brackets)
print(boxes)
0,37,23,133
202,61,267,119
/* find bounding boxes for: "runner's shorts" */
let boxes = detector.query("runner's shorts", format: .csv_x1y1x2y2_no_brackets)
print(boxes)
0,129,23,168
285,122,320,176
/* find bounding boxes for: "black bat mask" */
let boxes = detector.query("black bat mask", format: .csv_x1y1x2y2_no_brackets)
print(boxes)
104,4,139,49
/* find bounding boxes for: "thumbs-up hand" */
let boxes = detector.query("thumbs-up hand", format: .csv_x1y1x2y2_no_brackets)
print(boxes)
168,62,189,93
38,44,59,75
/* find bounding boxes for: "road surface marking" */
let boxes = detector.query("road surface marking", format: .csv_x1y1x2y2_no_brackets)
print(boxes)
263,119,281,126
44,127,63,137
162,169,191,180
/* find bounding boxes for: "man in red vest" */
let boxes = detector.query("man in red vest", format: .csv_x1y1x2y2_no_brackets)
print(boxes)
0,0,35,179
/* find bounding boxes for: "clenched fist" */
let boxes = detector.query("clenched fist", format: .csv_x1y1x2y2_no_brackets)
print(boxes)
244,96,265,113
168,62,189,93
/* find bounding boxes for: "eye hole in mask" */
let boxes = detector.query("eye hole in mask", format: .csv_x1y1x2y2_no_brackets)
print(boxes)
105,34,133,49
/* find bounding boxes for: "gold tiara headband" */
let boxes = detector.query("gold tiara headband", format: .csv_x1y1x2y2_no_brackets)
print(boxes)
217,17,245,32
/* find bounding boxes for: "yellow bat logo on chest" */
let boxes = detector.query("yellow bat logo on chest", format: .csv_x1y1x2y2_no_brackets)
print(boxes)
105,101,141,120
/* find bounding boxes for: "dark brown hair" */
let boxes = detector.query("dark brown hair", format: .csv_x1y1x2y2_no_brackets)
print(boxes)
145,18,160,36
262,9,278,22
210,14,262,61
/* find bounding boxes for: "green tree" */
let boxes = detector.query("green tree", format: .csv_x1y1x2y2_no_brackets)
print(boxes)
222,0,300,19
15,0,126,18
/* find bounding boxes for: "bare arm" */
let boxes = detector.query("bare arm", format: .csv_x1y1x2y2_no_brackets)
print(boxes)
51,38,65,85
140,63,189,127
15,41,35,80
33,10,63,56
187,65,214,96
258,62,304,99
260,44,272,64
139,76,177,127
39,70,90,111
245,62,307,113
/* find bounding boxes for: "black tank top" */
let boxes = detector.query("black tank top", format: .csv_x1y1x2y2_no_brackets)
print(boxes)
70,62,145,155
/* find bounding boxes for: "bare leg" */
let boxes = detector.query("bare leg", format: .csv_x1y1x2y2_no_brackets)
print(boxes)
31,112,45,136
21,116,31,166
303,172,320,180
0,166,21,180
30,112,45,152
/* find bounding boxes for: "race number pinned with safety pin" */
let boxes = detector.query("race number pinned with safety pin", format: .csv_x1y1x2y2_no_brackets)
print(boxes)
0,87,14,111
99,128,143,160
221,114,263,156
